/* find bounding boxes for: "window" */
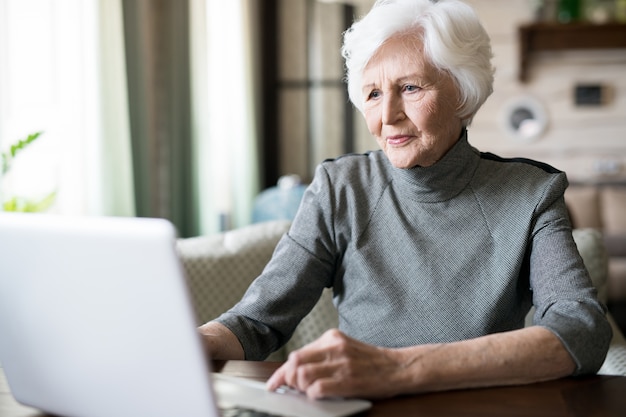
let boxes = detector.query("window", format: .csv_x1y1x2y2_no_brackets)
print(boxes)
0,0,129,215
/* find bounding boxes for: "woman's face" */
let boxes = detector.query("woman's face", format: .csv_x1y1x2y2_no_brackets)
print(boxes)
361,34,464,169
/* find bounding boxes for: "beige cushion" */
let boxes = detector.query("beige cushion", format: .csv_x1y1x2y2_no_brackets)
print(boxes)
564,186,602,229
608,258,626,300
176,220,291,325
572,228,609,304
600,187,626,234
604,234,626,258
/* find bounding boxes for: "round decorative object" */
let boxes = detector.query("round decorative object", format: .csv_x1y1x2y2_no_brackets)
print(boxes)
501,95,549,143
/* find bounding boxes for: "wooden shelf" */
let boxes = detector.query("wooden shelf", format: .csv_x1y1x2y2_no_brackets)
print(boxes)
518,22,626,82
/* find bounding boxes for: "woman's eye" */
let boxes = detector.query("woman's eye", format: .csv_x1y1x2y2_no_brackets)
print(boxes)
404,84,420,93
367,90,381,100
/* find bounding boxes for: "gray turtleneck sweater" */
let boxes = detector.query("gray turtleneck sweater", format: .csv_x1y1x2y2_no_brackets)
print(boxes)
216,132,612,375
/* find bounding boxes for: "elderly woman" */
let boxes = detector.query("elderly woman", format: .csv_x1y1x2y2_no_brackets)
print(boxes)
200,0,611,399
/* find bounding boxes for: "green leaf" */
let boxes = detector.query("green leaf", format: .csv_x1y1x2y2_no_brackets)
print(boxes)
2,132,51,210
1,131,44,175
9,131,43,158
29,191,57,212
2,197,18,212
2,191,57,213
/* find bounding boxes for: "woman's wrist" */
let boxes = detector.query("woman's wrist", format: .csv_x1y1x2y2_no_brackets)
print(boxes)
198,322,245,360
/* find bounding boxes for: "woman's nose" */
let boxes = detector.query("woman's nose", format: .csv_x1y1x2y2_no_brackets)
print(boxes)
382,93,405,125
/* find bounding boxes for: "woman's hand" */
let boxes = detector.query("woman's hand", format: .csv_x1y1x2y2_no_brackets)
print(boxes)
266,326,576,400
266,329,415,399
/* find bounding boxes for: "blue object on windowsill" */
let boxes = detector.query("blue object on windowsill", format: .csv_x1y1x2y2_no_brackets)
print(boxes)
252,175,307,223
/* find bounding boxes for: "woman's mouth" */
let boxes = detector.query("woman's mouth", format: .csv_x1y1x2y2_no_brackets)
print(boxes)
386,135,413,146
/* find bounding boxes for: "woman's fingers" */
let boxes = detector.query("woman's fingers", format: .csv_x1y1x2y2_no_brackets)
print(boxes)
266,329,399,399
266,332,336,392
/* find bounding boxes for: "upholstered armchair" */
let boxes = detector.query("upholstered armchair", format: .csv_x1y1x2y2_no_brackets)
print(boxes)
177,221,626,374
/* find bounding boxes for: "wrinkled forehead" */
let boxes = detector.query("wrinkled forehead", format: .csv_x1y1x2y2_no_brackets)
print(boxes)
362,33,438,83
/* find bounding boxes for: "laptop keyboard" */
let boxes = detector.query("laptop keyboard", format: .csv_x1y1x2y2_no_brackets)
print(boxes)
220,406,285,417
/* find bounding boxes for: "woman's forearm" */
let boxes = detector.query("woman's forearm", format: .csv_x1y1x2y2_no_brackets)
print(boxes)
393,326,576,394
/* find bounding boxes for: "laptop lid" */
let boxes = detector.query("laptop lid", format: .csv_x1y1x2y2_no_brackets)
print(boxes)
0,213,371,417
0,213,219,417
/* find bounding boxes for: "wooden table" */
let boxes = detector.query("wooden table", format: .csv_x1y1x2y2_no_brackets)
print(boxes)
3,361,626,416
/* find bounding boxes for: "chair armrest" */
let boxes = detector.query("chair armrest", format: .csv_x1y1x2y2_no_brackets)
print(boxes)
598,313,626,376
176,220,291,325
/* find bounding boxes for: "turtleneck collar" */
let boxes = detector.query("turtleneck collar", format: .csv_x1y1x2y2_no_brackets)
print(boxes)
391,129,480,203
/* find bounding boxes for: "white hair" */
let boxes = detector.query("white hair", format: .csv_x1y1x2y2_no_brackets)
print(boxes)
341,0,494,126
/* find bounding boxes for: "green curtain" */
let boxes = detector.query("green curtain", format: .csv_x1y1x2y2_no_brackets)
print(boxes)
121,0,197,237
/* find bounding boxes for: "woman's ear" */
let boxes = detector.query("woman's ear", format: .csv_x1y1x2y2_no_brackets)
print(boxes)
460,113,474,127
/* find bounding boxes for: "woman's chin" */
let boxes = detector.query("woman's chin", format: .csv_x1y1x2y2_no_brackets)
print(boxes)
389,159,420,169
386,152,423,169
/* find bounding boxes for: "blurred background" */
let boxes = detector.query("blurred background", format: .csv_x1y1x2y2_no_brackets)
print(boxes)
0,0,624,235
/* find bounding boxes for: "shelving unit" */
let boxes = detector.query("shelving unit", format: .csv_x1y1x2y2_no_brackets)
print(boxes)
518,22,626,82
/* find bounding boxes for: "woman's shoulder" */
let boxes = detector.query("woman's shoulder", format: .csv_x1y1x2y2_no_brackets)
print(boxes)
478,152,565,181
479,152,562,176
475,152,568,199
309,151,393,211
319,150,393,183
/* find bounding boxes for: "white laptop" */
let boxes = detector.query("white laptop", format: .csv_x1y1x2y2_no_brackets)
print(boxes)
0,213,371,417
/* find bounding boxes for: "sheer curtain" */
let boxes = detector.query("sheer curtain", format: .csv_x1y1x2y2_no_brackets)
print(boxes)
94,0,135,216
190,0,262,235
1,0,260,235
0,0,134,217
